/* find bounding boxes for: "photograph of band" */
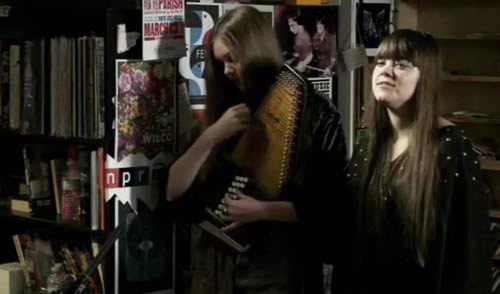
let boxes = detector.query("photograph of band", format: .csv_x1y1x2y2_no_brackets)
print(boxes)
275,6,338,78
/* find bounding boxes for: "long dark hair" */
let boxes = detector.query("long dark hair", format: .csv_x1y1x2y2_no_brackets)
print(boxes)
204,6,284,128
361,29,441,266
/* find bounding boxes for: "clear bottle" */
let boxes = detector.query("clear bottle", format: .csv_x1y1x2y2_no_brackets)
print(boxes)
62,175,81,221
46,263,65,293
62,148,81,221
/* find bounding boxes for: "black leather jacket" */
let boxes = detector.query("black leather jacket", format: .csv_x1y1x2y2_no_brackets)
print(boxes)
162,77,348,294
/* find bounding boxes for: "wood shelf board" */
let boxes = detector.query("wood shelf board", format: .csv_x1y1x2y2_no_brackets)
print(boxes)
442,74,500,83
444,116,500,126
436,33,500,40
418,1,500,36
0,209,95,233
480,157,500,171
490,209,500,219
0,129,105,146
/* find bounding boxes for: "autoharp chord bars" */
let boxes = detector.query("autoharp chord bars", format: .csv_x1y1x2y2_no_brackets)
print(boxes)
260,83,301,123
258,87,297,137
230,68,305,197
265,81,302,186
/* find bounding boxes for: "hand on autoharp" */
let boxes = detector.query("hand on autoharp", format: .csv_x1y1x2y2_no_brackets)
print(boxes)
207,103,250,145
220,191,265,232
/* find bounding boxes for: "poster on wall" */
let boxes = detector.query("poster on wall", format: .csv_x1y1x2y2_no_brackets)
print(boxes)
107,59,177,294
223,3,275,27
308,77,333,100
274,5,338,100
275,5,338,79
356,0,394,56
113,199,175,294
191,103,205,122
178,2,222,101
178,2,275,104
114,60,176,163
109,58,177,213
142,0,186,60
179,3,338,102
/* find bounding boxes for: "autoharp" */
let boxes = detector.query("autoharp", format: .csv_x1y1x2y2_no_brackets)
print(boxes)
198,64,309,253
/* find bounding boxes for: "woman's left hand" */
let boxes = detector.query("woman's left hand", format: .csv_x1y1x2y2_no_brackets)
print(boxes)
220,191,265,231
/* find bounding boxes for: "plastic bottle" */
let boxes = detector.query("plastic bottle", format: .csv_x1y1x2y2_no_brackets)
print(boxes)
62,146,81,221
46,263,65,293
61,175,81,221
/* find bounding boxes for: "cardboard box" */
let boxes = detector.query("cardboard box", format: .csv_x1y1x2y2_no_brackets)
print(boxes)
0,263,26,294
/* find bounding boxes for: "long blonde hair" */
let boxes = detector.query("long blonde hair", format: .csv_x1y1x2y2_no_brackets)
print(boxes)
201,6,284,177
204,6,284,128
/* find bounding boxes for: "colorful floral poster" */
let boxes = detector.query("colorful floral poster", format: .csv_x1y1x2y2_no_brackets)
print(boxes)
115,59,176,162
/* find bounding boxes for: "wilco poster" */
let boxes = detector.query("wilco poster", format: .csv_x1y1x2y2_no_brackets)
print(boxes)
110,59,177,212
142,0,186,60
107,59,177,294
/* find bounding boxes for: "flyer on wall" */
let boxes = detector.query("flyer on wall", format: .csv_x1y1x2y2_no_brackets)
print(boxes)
142,0,186,60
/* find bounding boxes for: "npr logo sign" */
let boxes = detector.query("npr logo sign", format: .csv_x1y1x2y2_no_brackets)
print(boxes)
106,166,149,188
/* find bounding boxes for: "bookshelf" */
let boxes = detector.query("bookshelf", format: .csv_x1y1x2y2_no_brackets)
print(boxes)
0,129,105,146
397,0,500,175
0,0,121,292
435,33,500,41
444,116,500,126
0,209,95,234
442,74,500,83
481,157,500,172
490,209,500,219
393,0,500,290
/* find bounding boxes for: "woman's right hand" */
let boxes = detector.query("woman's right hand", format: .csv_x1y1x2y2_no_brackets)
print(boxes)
207,103,251,145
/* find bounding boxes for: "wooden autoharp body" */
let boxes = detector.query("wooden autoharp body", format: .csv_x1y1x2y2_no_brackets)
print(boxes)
198,64,309,252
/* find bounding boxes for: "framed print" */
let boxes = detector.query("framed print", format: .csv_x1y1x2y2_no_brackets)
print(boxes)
356,0,394,56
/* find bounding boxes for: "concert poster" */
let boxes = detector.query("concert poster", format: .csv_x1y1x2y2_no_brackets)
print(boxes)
110,198,176,294
179,2,274,105
356,0,393,56
109,59,178,294
142,0,185,60
178,2,222,101
115,59,176,162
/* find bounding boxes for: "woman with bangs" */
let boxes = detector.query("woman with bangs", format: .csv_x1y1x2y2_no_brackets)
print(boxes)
164,5,347,294
340,29,491,294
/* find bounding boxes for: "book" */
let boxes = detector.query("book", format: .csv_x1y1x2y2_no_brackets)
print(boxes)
10,194,31,213
12,234,33,288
